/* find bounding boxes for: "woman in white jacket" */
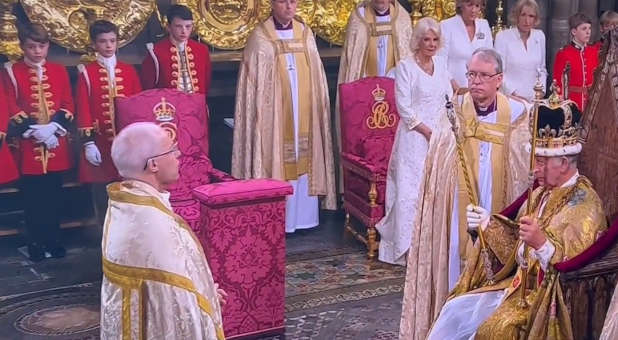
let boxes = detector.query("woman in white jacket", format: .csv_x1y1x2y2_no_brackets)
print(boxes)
494,0,547,101
439,0,493,89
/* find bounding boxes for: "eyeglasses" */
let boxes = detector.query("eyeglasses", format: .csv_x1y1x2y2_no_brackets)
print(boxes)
465,71,502,82
143,143,179,170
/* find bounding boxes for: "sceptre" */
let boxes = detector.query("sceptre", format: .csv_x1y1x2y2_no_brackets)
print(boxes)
444,95,495,285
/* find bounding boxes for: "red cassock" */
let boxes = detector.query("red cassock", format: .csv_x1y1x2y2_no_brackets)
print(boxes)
4,61,75,175
0,77,19,184
552,42,600,111
76,61,142,183
140,38,211,95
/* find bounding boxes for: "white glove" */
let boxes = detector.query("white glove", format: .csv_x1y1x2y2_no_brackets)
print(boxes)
84,142,102,166
466,204,490,231
30,123,60,143
42,134,59,149
22,128,35,138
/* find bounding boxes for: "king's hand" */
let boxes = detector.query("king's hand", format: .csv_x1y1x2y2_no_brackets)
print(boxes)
519,216,547,250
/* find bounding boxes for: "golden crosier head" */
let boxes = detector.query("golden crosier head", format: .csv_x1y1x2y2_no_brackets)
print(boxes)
372,84,386,102
153,97,176,122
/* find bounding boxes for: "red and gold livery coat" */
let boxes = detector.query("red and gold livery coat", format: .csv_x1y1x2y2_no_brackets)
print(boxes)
140,37,211,95
4,61,75,175
0,77,19,184
76,60,142,183
552,42,600,111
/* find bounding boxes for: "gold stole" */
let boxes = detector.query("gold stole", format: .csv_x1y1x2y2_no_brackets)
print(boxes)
265,19,313,180
364,4,397,77
456,93,512,261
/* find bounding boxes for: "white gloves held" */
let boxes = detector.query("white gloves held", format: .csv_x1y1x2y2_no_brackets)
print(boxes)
43,134,59,149
84,142,102,166
466,204,490,232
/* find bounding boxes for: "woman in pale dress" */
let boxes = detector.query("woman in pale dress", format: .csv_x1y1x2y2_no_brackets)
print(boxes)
494,0,547,101
439,0,493,89
375,17,454,265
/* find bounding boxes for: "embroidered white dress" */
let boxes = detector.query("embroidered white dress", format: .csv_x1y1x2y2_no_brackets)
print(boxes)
375,56,453,265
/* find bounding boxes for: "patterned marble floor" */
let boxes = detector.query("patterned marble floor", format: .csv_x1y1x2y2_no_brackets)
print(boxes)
0,211,405,339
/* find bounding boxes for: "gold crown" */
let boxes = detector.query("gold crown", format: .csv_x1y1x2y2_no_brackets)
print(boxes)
153,97,176,122
371,84,386,102
534,82,581,150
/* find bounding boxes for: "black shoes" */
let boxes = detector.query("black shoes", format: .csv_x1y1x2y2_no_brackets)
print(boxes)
48,245,66,258
27,242,66,261
27,243,45,262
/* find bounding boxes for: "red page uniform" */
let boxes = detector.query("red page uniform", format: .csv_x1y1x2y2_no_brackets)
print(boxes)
140,37,211,95
553,41,600,110
76,55,142,182
0,77,18,184
4,60,74,175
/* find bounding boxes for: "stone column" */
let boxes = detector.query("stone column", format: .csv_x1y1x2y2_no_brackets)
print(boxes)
548,0,575,78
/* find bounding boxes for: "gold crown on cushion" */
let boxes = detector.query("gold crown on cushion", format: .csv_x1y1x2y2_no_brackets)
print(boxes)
533,81,583,156
371,84,386,102
153,97,176,122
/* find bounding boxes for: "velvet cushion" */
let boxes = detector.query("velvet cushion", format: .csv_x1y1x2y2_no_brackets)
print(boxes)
193,179,293,207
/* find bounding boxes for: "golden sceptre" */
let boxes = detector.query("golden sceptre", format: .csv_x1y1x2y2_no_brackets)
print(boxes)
516,73,546,309
444,95,495,285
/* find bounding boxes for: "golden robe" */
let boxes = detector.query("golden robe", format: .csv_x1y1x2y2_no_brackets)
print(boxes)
399,93,531,340
334,0,412,191
439,176,607,340
100,181,224,340
231,17,336,210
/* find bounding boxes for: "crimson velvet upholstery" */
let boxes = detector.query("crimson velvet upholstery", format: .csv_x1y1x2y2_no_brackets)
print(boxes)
193,179,292,338
115,89,234,230
338,77,399,259
499,190,618,339
116,89,293,338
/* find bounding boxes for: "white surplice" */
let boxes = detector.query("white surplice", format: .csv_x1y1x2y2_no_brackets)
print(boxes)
429,173,579,340
439,15,493,88
376,56,453,265
447,98,526,289
101,180,224,340
495,28,547,101
358,7,391,76
277,27,320,233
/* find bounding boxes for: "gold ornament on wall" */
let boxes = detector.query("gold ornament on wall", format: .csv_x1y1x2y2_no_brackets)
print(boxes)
0,0,21,60
300,0,364,46
185,0,361,49
491,0,505,38
410,0,455,24
182,0,271,50
20,0,155,53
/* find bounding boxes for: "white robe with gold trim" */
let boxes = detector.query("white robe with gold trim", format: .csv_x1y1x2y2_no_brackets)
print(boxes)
100,180,224,340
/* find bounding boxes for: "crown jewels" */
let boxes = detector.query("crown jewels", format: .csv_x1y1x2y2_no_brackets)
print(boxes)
153,97,176,122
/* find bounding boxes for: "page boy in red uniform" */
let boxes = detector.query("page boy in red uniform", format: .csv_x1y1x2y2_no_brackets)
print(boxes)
4,24,75,261
552,13,599,111
141,4,211,96
76,20,142,183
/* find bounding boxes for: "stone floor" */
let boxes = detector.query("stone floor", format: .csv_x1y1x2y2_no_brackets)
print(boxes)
0,211,404,339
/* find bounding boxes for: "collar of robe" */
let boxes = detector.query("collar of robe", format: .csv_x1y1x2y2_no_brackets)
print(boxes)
373,7,390,17
273,17,293,30
474,98,497,117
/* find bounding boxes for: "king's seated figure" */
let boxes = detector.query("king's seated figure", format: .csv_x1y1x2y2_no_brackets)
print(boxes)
428,86,608,340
